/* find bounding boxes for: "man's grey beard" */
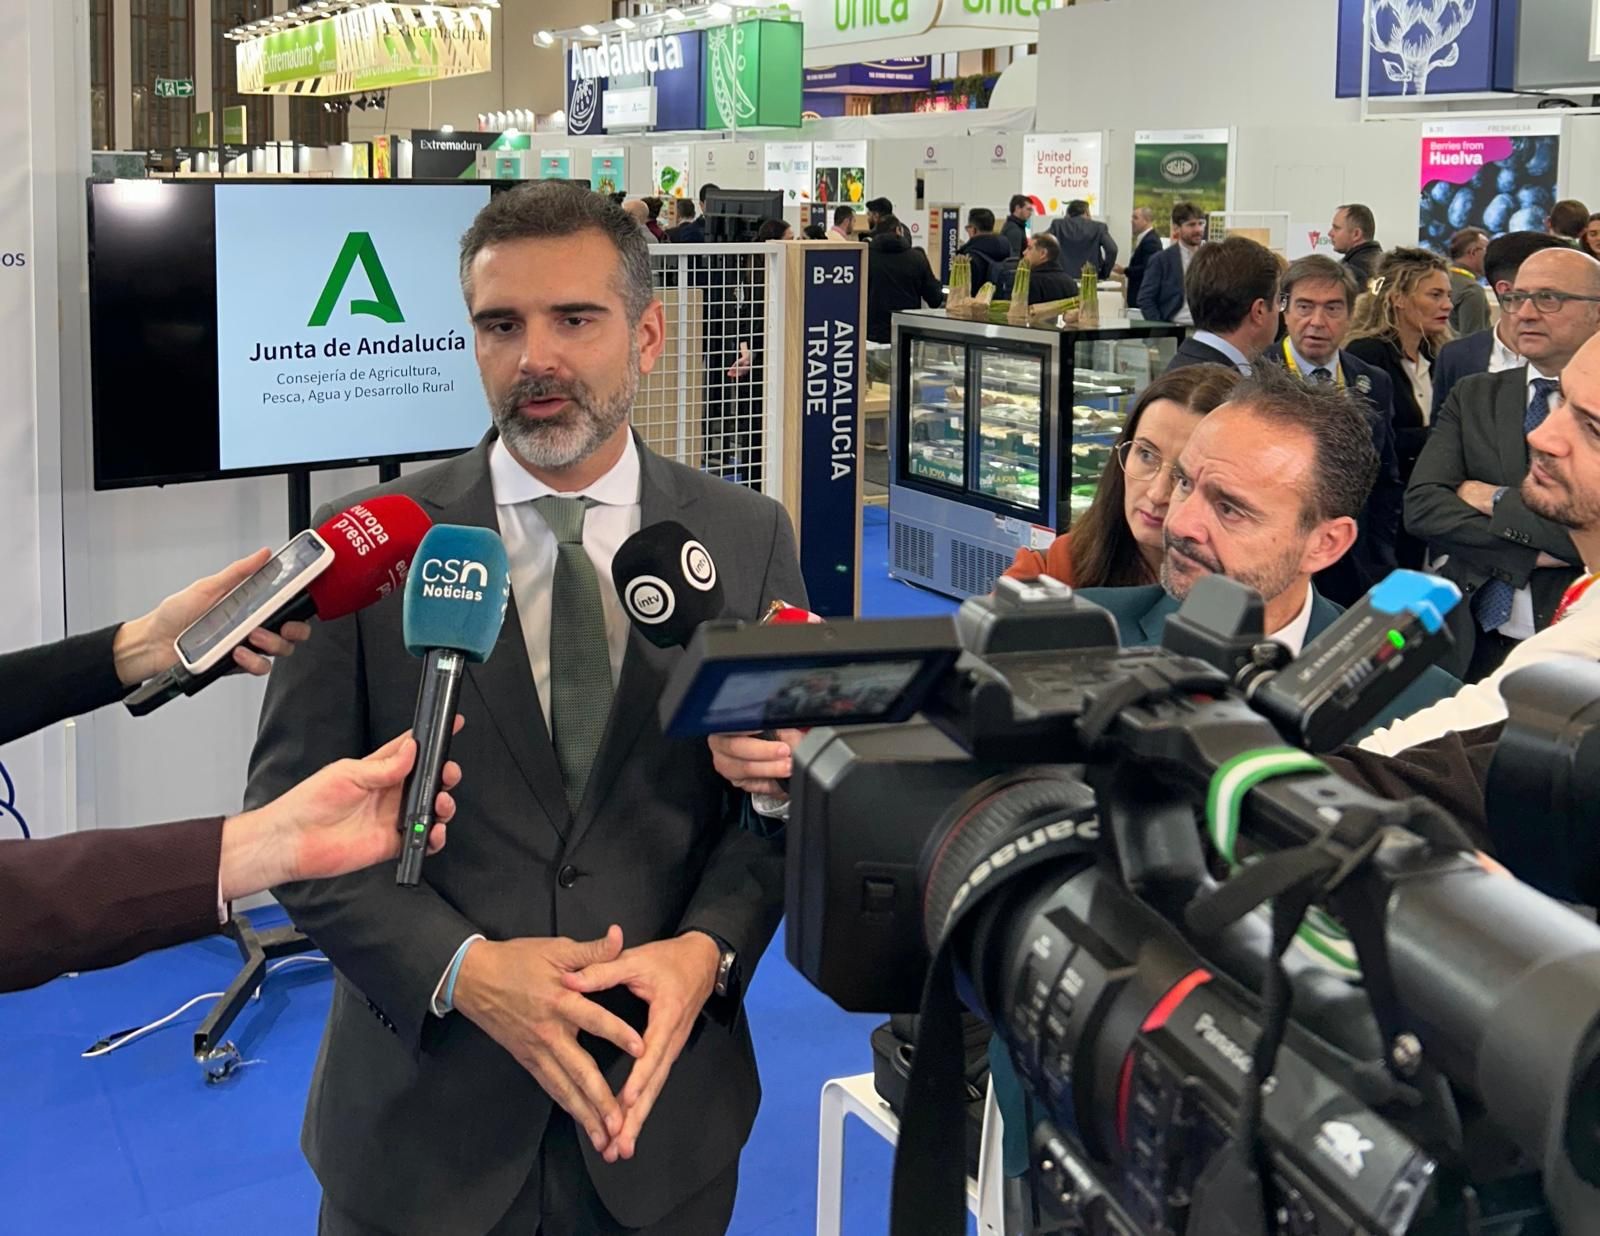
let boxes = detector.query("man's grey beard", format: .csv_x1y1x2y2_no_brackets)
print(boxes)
1522,456,1596,531
490,338,640,471
1160,530,1304,610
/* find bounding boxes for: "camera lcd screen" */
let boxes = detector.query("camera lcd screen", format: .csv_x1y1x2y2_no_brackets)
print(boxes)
698,660,928,732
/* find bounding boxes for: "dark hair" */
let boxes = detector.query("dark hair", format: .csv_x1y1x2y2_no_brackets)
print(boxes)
698,181,720,205
674,197,697,222
643,196,663,222
1070,365,1243,588
1066,199,1089,218
866,197,893,216
1484,229,1570,285
803,223,828,240
1447,227,1488,260
754,218,791,242
459,181,652,321
1184,236,1281,333
1582,214,1600,261
1337,203,1376,241
1030,234,1061,263
1281,254,1358,310
1228,364,1379,529
833,204,855,226
873,213,902,237
609,191,627,206
1171,201,1205,228
967,206,996,232
1009,194,1030,214
1551,199,1591,239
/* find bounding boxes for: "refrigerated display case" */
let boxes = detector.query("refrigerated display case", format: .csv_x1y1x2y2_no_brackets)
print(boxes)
888,310,1185,599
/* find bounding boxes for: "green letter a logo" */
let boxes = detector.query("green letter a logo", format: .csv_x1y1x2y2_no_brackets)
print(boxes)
308,231,405,326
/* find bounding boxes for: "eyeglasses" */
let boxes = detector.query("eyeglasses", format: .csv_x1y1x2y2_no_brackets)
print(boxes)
1498,290,1600,314
1115,438,1170,481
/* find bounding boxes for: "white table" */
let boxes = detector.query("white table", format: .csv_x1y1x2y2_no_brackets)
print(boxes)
816,1071,1006,1235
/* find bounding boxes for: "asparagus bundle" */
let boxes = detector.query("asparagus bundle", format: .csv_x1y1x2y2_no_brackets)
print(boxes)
1078,263,1100,328
1007,261,1032,325
946,254,973,312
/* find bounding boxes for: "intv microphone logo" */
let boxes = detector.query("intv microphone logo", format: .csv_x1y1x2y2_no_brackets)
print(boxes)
309,232,405,327
420,556,490,602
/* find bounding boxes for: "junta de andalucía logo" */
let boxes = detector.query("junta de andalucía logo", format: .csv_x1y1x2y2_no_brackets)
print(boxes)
309,232,405,326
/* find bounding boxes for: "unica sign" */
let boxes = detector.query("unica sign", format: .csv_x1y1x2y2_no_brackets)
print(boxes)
826,0,928,31
806,0,1060,52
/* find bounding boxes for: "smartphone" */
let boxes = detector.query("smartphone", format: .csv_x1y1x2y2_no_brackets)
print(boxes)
173,529,334,674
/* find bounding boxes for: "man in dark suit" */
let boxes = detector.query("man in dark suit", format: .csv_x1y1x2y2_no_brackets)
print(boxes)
1002,194,1032,257
1001,233,1078,304
1406,245,1600,682
1078,366,1458,733
1330,202,1382,289
1117,205,1162,308
1267,255,1404,604
1431,230,1571,416
1164,235,1281,375
955,206,1012,292
1047,199,1117,281
1138,201,1206,323
245,184,806,1235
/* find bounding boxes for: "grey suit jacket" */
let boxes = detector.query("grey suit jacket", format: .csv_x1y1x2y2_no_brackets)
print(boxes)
245,432,806,1233
1405,368,1581,669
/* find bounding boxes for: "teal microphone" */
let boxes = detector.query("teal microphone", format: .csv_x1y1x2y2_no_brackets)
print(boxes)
396,524,511,886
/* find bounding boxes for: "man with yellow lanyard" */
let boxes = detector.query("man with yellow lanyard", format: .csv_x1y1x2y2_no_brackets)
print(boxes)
1269,254,1405,604
1447,227,1493,336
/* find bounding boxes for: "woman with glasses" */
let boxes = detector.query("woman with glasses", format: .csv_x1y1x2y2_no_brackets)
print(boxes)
1345,247,1454,485
1004,364,1242,586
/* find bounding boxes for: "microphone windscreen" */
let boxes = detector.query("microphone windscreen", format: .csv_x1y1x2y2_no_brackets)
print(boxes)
611,520,725,649
402,524,511,662
310,495,434,620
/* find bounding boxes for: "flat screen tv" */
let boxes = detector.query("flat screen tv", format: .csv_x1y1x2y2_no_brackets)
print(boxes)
87,178,504,489
704,188,784,244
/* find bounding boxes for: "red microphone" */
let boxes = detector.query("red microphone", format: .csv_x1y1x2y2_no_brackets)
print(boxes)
124,495,432,716
760,600,822,791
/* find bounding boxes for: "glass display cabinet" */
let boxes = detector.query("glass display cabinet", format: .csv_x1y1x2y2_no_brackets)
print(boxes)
888,310,1185,599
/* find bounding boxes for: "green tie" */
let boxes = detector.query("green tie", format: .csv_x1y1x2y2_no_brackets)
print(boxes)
533,495,614,811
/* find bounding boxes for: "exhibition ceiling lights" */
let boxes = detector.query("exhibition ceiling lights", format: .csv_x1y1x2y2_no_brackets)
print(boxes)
534,1,786,50
224,0,497,40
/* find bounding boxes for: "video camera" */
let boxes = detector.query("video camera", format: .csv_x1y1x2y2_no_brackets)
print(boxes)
662,573,1600,1235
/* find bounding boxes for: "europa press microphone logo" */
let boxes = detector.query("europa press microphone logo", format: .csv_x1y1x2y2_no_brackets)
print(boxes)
308,232,405,326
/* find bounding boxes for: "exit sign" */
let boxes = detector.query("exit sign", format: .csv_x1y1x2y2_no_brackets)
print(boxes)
155,78,194,99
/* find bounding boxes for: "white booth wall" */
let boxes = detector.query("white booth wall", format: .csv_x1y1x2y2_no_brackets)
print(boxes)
1036,0,1600,256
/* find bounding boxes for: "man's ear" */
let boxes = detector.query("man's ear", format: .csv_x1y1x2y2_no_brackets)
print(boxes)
1300,516,1359,576
635,299,667,376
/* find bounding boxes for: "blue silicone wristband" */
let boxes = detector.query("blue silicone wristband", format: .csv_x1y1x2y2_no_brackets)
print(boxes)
442,937,479,1012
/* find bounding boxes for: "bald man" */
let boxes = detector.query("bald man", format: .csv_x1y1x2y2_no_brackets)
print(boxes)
621,198,651,234
1406,246,1600,681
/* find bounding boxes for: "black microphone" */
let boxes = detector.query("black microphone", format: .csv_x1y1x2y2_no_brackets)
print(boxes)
611,521,727,649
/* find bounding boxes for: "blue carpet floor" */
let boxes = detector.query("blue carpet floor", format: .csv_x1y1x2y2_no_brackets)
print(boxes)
0,507,964,1235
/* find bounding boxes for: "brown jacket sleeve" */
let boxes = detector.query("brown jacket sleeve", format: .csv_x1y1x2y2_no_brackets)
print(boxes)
1321,723,1501,852
1004,533,1076,585
0,816,225,993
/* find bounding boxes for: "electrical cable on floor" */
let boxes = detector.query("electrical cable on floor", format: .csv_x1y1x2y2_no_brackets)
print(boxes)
80,955,330,1059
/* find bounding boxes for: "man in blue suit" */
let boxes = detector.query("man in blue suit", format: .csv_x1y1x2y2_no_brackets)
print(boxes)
1078,367,1458,731
1137,202,1206,323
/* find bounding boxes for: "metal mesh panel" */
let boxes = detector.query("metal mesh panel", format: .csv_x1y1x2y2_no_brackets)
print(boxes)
640,243,782,499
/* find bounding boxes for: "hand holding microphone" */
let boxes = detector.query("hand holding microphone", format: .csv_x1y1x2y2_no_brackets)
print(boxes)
708,601,823,801
394,524,511,886
123,495,433,716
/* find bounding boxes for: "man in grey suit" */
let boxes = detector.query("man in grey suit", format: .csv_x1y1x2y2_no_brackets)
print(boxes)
1406,245,1599,682
245,183,805,1235
1048,199,1117,281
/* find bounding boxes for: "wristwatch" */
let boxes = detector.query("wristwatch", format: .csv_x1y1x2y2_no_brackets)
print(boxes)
691,930,741,1003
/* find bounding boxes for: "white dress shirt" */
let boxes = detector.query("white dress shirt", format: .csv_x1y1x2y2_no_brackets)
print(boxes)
1190,330,1254,376
488,434,642,733
1359,571,1597,755
1401,353,1434,426
1488,321,1522,374
1269,584,1317,656
430,434,643,1018
1174,243,1197,325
